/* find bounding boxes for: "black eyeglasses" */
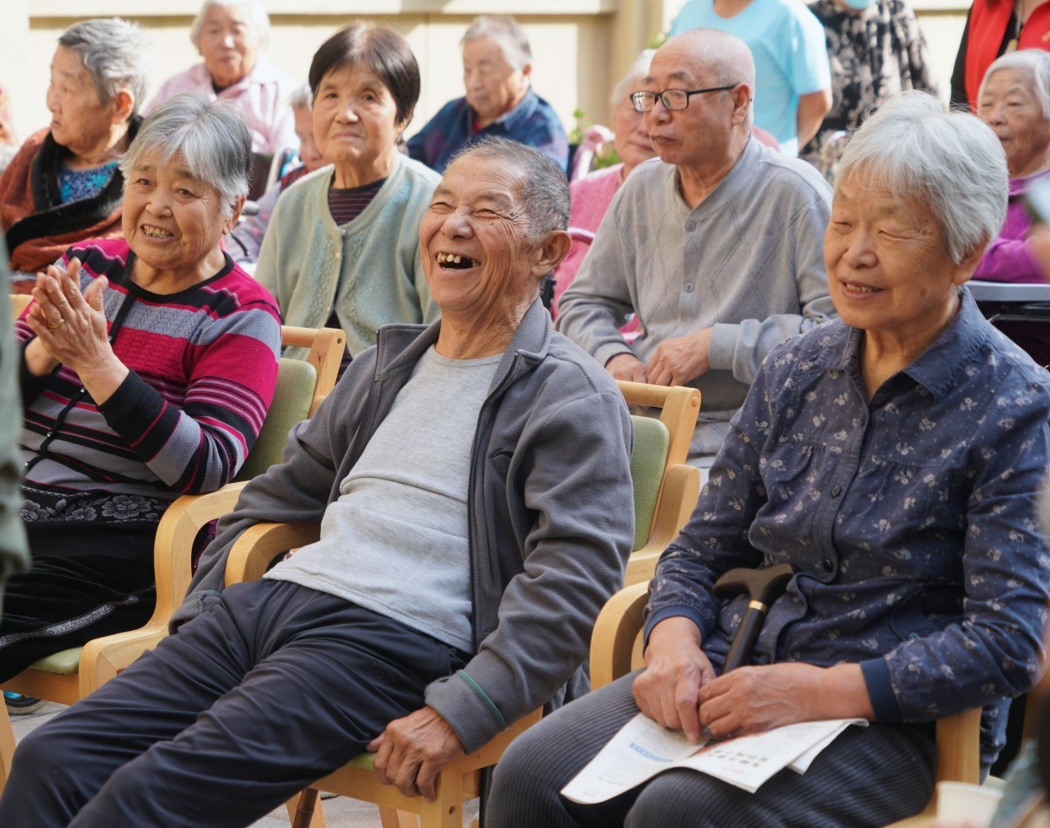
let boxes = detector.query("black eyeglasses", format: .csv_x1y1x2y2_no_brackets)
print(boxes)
630,85,738,113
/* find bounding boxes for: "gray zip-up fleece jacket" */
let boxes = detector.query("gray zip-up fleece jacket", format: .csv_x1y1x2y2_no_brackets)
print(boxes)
171,299,635,751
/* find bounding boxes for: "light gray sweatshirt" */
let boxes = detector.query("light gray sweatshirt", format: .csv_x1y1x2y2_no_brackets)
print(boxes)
557,138,835,463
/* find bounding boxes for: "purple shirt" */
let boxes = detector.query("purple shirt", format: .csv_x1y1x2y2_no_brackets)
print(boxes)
147,55,298,154
973,170,1050,284
973,170,1050,365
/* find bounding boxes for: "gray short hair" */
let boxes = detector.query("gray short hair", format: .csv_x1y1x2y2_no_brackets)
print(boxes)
836,91,1008,265
120,92,252,219
289,82,312,111
58,19,151,116
190,0,270,51
461,16,531,72
611,50,655,108
979,49,1050,120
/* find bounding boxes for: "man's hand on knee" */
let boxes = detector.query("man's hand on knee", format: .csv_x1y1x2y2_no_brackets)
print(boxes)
369,706,465,801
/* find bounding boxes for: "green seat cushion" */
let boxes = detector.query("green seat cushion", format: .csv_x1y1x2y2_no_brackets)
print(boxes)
630,415,671,551
347,751,377,771
235,357,316,481
30,646,82,675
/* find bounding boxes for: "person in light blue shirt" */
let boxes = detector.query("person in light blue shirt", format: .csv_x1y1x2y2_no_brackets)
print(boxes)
669,0,832,154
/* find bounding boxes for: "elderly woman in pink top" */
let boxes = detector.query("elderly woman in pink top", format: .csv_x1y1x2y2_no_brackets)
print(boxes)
974,49,1050,365
552,51,657,321
147,0,297,153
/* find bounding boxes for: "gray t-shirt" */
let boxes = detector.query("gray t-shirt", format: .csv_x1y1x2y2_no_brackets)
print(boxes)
267,346,501,651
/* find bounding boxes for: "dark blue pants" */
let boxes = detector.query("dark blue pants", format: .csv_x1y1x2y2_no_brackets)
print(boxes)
0,579,465,827
487,670,937,828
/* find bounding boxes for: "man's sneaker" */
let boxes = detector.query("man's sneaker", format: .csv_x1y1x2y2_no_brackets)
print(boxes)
3,691,47,715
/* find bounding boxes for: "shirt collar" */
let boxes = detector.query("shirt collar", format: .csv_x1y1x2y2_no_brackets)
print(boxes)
818,288,990,401
482,88,538,131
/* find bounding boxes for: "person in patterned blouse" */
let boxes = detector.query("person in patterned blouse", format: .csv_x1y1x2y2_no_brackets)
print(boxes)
801,0,939,181
488,92,1050,828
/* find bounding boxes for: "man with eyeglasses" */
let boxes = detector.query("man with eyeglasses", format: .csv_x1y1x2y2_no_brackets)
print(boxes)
557,28,835,471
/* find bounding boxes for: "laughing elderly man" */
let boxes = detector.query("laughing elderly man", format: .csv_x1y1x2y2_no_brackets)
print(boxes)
0,138,635,827
556,28,835,470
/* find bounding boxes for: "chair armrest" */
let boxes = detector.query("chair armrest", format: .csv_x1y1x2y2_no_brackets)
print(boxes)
625,463,699,586
590,582,650,690
225,522,321,586
77,482,250,695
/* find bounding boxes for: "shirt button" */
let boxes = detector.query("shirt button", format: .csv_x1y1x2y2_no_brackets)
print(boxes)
822,558,834,573
686,221,697,232
684,283,694,293
830,484,841,497
45,432,52,438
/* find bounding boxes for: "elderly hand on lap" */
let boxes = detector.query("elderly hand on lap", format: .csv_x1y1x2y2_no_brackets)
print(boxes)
635,616,874,743
25,258,127,403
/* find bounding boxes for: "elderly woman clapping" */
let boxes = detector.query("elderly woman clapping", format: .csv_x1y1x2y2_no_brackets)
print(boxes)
147,0,297,153
257,23,440,363
1,93,281,682
489,92,1050,826
0,19,150,290
973,49,1050,363
407,15,569,174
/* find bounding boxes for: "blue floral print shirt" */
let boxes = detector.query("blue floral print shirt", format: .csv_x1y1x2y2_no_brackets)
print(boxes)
646,289,1050,769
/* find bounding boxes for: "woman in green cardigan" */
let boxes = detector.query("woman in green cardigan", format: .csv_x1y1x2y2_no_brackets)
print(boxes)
256,23,441,363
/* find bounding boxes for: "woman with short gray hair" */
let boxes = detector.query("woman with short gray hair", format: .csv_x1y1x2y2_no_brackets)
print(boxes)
147,0,297,153
407,14,568,173
0,91,281,695
971,49,1050,364
489,92,1050,827
0,18,150,289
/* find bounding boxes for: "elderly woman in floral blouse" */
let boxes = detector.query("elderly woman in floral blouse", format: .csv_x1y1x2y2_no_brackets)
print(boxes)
489,92,1050,828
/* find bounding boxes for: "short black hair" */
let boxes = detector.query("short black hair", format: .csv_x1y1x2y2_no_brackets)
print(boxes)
308,23,420,127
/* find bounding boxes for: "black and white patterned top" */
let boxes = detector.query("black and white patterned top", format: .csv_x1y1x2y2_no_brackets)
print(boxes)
801,0,939,179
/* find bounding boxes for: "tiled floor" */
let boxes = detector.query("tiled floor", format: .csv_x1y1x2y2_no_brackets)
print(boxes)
9,702,481,827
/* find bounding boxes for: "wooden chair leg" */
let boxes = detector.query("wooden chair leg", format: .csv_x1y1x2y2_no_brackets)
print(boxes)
286,789,326,828
379,805,419,828
0,700,14,795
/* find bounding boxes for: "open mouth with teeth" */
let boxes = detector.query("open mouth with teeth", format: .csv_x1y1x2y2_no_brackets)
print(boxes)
436,252,480,270
142,226,173,239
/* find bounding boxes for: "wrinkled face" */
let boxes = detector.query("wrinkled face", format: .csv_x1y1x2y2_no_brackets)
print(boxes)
611,86,656,173
293,104,325,172
199,3,261,89
462,37,529,126
312,63,404,174
643,40,736,170
420,155,543,321
825,174,971,343
122,149,236,284
978,67,1050,178
47,46,117,155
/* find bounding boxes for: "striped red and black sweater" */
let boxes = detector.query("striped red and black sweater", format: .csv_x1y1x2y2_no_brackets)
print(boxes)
17,239,282,562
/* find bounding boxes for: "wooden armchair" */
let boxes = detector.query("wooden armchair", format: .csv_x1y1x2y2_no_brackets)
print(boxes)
219,382,701,828
0,321,346,793
589,581,984,827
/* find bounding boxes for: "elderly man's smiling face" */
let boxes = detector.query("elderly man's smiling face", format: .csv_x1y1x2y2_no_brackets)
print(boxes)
421,155,548,325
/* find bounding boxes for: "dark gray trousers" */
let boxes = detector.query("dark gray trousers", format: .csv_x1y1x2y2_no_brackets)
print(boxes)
487,670,937,828
0,579,465,828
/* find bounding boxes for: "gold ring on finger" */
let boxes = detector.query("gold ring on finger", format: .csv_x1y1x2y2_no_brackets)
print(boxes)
47,318,65,330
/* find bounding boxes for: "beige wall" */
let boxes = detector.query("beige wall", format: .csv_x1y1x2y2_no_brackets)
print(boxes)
0,0,968,152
